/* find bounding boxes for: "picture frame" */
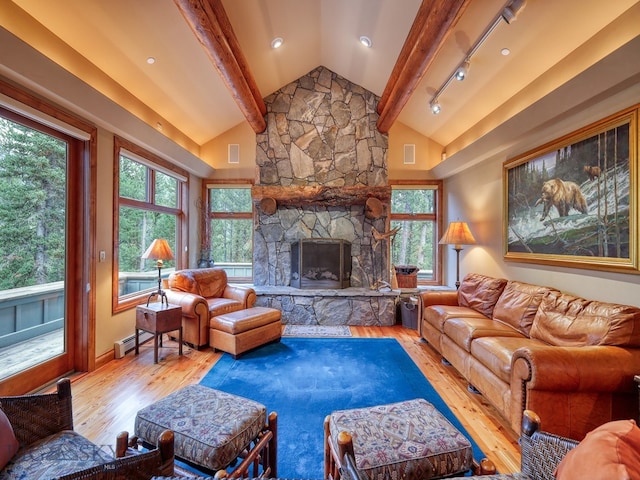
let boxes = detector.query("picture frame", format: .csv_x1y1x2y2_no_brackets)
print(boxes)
503,106,639,273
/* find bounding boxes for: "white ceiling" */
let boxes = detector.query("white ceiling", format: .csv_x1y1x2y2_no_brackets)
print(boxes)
7,0,640,165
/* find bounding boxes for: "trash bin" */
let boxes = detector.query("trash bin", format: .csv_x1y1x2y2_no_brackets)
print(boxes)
399,296,419,329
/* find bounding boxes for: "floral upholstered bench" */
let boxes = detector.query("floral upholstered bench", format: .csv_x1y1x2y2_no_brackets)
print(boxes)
324,398,491,480
135,385,277,477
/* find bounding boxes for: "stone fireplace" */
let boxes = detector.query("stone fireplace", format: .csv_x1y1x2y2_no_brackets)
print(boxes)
251,66,397,325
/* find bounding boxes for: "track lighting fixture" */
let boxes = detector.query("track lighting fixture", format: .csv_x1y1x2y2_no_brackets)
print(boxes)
454,60,470,81
427,0,526,115
430,100,441,115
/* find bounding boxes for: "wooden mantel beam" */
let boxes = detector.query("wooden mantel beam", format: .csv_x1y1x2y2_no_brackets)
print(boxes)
252,185,391,208
376,0,472,133
174,0,266,133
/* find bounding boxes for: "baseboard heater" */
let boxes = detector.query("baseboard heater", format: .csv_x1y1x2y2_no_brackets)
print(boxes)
114,331,154,359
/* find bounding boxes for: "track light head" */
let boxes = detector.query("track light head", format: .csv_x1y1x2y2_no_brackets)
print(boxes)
430,100,441,115
502,0,526,23
455,60,470,81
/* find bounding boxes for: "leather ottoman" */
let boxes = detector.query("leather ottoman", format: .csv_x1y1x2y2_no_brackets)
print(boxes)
135,385,277,475
325,398,473,480
210,306,281,358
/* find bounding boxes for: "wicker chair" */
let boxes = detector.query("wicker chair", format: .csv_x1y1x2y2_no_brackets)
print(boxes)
339,410,578,480
0,378,175,480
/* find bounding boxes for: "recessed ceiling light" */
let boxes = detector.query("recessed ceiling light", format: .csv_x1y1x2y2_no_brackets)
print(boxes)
501,48,511,56
359,36,372,48
271,37,284,49
146,57,156,65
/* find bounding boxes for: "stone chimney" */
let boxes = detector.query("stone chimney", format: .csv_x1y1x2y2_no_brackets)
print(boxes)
252,66,390,288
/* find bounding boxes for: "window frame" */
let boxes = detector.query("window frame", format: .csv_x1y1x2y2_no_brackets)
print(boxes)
389,180,443,286
112,136,188,313
203,179,254,283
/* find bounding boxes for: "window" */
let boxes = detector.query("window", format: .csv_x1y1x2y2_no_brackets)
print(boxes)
390,182,442,285
113,137,187,312
204,181,253,282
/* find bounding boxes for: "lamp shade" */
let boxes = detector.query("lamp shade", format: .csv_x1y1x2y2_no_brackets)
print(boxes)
439,222,476,248
142,239,174,261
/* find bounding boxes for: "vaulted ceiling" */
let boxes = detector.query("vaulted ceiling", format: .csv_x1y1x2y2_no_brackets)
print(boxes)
4,0,640,175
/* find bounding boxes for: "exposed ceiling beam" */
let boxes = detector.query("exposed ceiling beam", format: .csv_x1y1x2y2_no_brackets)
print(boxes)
376,0,472,133
174,0,267,134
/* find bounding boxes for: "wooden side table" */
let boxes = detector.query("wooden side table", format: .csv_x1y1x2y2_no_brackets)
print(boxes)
135,303,183,363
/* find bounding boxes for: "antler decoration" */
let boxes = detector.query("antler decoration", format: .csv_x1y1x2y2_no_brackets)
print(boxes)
371,226,400,250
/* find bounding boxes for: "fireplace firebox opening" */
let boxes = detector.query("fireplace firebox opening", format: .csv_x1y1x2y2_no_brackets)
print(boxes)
290,238,351,289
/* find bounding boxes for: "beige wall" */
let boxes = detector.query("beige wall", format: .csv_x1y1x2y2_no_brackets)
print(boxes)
388,122,442,180
201,122,257,180
442,93,640,306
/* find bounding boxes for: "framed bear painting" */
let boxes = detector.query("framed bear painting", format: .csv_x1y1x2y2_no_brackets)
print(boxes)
503,105,639,273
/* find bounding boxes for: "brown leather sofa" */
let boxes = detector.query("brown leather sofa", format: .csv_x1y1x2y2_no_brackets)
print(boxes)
420,272,640,440
164,268,256,348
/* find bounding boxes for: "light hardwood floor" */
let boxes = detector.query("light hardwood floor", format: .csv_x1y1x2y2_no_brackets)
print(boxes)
58,325,521,475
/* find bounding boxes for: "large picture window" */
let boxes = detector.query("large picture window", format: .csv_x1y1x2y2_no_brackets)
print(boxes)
203,181,253,282
390,182,443,285
113,137,187,312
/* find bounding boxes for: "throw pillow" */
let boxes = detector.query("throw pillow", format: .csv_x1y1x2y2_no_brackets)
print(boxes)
492,281,557,336
457,273,507,318
554,419,640,480
0,407,19,469
530,291,640,347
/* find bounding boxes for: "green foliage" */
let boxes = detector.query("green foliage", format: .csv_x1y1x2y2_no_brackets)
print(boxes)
390,189,435,276
117,156,179,278
210,218,252,263
119,156,146,200
0,117,67,290
118,208,176,273
391,188,434,214
208,188,252,265
154,171,178,208
210,187,251,212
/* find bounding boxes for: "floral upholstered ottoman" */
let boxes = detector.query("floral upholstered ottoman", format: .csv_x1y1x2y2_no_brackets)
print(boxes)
135,385,276,474
325,398,473,480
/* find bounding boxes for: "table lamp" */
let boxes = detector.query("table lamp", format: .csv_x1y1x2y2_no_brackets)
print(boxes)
439,221,476,289
142,238,174,305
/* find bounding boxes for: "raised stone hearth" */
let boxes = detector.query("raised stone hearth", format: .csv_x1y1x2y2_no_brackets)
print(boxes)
254,286,398,326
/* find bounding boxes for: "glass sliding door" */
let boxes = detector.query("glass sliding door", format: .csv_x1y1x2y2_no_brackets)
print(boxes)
0,107,82,392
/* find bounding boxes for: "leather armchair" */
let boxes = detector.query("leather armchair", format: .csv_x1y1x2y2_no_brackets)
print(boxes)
164,268,256,348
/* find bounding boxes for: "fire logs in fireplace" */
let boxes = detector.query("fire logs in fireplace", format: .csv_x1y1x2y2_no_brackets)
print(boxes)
290,239,352,289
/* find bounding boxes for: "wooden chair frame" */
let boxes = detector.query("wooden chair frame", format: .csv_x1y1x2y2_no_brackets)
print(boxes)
0,378,174,480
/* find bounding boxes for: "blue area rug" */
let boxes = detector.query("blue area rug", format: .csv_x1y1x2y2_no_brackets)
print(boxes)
200,337,484,478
